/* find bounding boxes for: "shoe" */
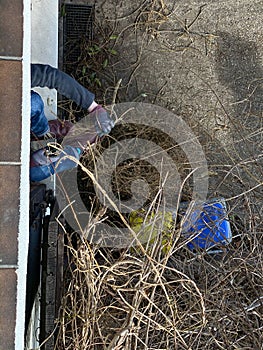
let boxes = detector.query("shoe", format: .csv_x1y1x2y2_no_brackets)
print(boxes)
48,119,74,140
31,119,74,141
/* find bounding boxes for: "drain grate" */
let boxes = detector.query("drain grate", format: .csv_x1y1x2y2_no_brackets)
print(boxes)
63,4,94,72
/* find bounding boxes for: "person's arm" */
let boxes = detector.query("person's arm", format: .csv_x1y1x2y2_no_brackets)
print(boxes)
31,63,95,110
31,63,115,137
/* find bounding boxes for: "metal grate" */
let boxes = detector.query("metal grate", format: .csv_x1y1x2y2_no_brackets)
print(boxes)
63,4,94,71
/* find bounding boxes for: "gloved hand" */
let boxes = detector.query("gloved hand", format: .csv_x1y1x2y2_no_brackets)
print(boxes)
89,105,115,137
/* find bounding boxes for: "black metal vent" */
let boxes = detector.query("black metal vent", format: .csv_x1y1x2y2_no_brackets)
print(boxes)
63,4,94,72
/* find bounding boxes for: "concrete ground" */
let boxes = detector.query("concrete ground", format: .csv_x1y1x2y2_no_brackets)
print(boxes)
55,2,263,348
91,0,263,202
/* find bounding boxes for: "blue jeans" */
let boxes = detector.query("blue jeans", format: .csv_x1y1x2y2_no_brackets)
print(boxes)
31,91,50,137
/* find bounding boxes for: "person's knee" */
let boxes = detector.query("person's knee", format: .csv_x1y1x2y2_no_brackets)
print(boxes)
30,90,49,137
31,90,44,117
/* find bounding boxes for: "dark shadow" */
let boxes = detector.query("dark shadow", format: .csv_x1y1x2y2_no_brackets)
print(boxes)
215,31,263,117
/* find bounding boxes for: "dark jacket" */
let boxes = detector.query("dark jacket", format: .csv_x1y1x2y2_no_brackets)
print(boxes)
31,64,95,109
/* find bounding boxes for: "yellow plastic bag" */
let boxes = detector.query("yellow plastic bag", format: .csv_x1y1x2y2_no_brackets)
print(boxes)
129,209,175,253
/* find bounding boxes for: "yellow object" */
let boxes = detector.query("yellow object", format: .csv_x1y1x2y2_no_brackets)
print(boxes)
129,209,175,253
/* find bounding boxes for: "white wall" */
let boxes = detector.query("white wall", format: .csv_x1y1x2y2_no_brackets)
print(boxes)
31,0,59,120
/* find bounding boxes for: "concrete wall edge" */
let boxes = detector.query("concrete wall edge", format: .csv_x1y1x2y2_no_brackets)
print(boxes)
15,0,31,348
